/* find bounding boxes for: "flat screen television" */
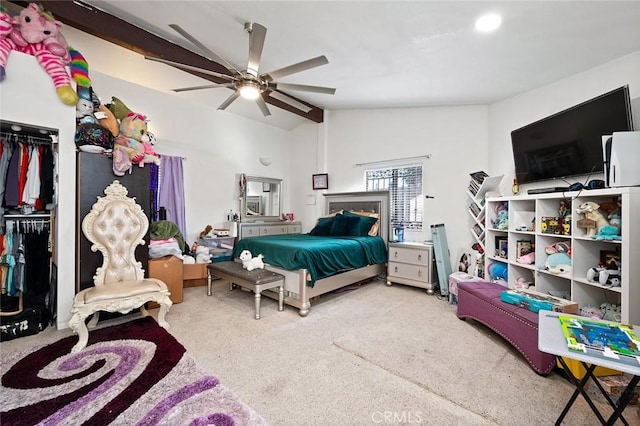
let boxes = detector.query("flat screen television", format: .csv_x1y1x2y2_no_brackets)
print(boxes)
511,86,634,184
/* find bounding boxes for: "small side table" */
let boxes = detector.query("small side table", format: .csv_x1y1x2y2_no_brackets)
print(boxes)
538,310,640,425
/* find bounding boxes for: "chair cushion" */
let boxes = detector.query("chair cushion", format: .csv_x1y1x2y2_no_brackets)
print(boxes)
79,278,167,304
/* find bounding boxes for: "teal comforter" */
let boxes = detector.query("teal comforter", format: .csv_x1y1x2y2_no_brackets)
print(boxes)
232,234,388,287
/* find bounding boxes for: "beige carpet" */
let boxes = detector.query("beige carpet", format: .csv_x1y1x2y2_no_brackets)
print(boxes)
3,279,639,425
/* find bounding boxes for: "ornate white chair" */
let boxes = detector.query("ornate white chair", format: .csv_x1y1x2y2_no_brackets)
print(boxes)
69,180,172,353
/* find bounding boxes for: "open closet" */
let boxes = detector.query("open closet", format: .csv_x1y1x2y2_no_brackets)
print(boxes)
0,120,58,339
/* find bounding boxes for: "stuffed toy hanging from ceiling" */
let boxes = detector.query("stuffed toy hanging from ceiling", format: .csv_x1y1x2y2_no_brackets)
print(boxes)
0,3,90,105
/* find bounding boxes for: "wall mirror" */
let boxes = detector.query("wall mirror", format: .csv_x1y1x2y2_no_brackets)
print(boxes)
241,175,282,222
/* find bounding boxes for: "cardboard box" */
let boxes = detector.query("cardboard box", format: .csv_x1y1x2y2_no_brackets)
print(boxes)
500,288,578,314
587,374,638,405
148,255,183,305
183,263,208,280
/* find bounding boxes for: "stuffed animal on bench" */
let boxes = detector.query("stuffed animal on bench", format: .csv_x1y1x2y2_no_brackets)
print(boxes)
239,250,264,271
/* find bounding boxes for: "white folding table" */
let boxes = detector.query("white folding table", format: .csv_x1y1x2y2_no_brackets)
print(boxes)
538,310,640,425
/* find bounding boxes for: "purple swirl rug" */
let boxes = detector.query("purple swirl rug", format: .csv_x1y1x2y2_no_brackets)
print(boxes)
1,317,266,425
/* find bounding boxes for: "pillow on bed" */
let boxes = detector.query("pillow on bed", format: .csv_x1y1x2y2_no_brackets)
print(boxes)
329,213,361,236
343,210,380,236
309,216,335,236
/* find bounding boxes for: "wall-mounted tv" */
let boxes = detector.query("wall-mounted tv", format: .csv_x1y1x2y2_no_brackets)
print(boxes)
511,86,634,185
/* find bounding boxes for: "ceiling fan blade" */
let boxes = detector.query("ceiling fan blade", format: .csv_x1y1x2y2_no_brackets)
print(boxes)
169,24,242,75
246,23,267,77
264,55,329,81
255,95,272,116
218,91,241,111
173,83,234,93
145,56,237,81
268,90,312,113
274,82,336,95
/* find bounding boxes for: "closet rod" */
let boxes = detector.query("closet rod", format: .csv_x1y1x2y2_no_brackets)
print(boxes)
5,213,51,219
354,154,432,167
1,132,55,145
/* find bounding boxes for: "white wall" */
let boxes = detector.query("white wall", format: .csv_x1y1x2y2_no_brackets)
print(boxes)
319,106,490,262
488,50,640,195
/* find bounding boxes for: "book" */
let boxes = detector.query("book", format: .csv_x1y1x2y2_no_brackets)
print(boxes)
559,315,640,360
469,171,488,184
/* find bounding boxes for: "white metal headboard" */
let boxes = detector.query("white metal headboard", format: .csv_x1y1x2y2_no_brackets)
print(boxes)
323,191,390,245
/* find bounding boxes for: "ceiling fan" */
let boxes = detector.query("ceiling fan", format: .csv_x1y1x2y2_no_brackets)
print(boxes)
145,22,335,116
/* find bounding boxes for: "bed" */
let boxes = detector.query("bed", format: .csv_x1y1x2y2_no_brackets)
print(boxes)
232,191,390,316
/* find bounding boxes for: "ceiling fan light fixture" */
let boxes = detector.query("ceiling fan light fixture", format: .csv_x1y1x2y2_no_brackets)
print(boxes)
475,13,502,32
239,81,261,100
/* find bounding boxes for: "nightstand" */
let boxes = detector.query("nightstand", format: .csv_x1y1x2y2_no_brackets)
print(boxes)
386,242,436,294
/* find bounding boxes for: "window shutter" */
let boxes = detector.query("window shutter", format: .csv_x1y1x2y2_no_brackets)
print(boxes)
366,165,423,230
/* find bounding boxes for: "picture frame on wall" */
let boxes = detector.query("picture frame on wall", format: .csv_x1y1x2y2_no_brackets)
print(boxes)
262,182,271,192
312,173,329,190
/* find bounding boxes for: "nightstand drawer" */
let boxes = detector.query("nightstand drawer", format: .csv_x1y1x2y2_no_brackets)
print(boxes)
388,261,430,282
389,246,431,266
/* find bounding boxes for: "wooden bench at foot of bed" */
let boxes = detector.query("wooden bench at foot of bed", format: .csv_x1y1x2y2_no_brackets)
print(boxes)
456,280,556,376
207,262,284,320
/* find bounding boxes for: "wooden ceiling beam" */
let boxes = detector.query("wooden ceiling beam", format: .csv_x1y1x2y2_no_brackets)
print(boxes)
8,0,324,123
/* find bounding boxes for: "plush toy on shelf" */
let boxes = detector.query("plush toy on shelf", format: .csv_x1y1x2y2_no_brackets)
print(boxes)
575,201,610,237
114,112,150,166
538,242,572,274
491,201,508,230
488,262,507,282
599,303,621,322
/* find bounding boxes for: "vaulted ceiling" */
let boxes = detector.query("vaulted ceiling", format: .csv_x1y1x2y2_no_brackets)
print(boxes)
8,1,640,130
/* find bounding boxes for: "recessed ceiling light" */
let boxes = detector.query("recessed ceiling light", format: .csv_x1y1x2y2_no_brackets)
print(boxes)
475,13,502,32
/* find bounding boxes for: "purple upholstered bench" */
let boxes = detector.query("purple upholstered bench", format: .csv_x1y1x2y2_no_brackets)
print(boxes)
456,281,556,375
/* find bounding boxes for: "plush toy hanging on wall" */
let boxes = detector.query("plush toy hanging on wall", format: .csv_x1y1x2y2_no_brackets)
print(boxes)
0,3,89,105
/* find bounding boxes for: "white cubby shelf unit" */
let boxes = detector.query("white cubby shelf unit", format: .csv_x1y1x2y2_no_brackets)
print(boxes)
484,187,640,325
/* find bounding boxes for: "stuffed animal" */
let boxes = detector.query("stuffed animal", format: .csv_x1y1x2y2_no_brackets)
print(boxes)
599,303,621,322
75,98,96,124
195,245,211,264
141,140,161,166
580,305,603,320
0,3,83,105
458,253,471,273
575,201,610,237
592,225,622,241
516,252,535,264
539,242,571,274
106,96,132,121
239,250,265,271
488,262,507,281
114,112,149,166
200,225,213,238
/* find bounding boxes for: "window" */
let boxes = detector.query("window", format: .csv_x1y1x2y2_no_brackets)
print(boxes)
366,165,423,230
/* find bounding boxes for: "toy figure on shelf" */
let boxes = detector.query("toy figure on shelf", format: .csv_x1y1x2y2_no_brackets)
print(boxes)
575,201,609,237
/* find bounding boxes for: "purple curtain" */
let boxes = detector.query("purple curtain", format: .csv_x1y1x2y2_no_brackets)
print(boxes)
158,156,187,242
